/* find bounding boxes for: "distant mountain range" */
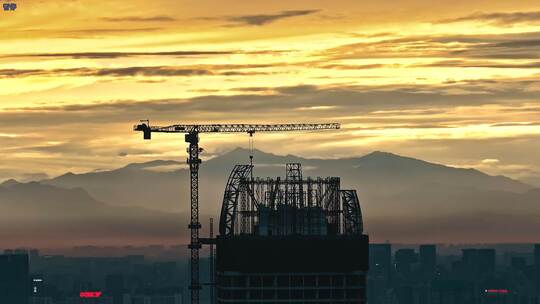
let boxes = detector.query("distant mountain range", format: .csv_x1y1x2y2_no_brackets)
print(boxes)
1,148,539,246
0,180,182,248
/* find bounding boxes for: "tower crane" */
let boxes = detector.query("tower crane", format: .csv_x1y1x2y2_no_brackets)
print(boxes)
134,122,340,304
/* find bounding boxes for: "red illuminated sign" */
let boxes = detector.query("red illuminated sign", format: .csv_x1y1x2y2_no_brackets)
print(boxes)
485,289,509,294
79,291,102,298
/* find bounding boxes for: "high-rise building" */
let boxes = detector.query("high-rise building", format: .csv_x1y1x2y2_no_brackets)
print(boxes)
535,244,540,295
370,244,392,277
0,254,29,304
14,248,28,255
462,248,496,278
394,249,417,276
29,249,40,261
368,244,392,304
105,274,124,304
419,244,437,274
215,163,369,303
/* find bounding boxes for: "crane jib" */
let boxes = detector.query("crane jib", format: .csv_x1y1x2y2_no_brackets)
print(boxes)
134,123,340,135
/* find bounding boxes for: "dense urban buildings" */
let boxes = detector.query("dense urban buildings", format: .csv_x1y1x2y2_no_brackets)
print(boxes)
215,163,369,303
534,244,540,299
1,248,187,304
0,253,29,304
368,244,540,304
1,243,539,304
419,245,437,275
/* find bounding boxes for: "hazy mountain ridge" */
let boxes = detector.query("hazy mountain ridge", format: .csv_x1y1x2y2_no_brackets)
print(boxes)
45,160,190,212
0,179,183,247
37,149,533,213
1,149,539,245
205,149,531,193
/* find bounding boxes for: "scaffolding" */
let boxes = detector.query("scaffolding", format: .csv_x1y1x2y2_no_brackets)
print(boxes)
219,163,363,238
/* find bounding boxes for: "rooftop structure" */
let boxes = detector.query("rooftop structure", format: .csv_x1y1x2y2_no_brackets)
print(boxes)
215,163,369,303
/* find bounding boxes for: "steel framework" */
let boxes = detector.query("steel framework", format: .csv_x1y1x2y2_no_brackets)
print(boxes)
137,123,339,136
218,163,364,237
134,121,339,304
219,164,252,236
341,190,364,235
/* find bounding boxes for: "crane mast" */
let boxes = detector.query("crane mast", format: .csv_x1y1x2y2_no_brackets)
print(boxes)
134,121,340,304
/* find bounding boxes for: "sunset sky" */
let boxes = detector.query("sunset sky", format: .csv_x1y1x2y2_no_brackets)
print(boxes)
1,0,540,186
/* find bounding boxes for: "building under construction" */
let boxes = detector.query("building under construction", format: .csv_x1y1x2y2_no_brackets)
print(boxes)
214,163,369,303
134,121,365,303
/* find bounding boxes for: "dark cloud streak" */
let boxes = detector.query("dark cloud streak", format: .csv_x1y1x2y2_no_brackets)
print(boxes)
322,31,540,60
3,50,293,59
216,9,320,26
437,11,540,25
3,50,237,59
0,66,271,78
102,16,175,22
3,80,538,126
412,60,540,69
